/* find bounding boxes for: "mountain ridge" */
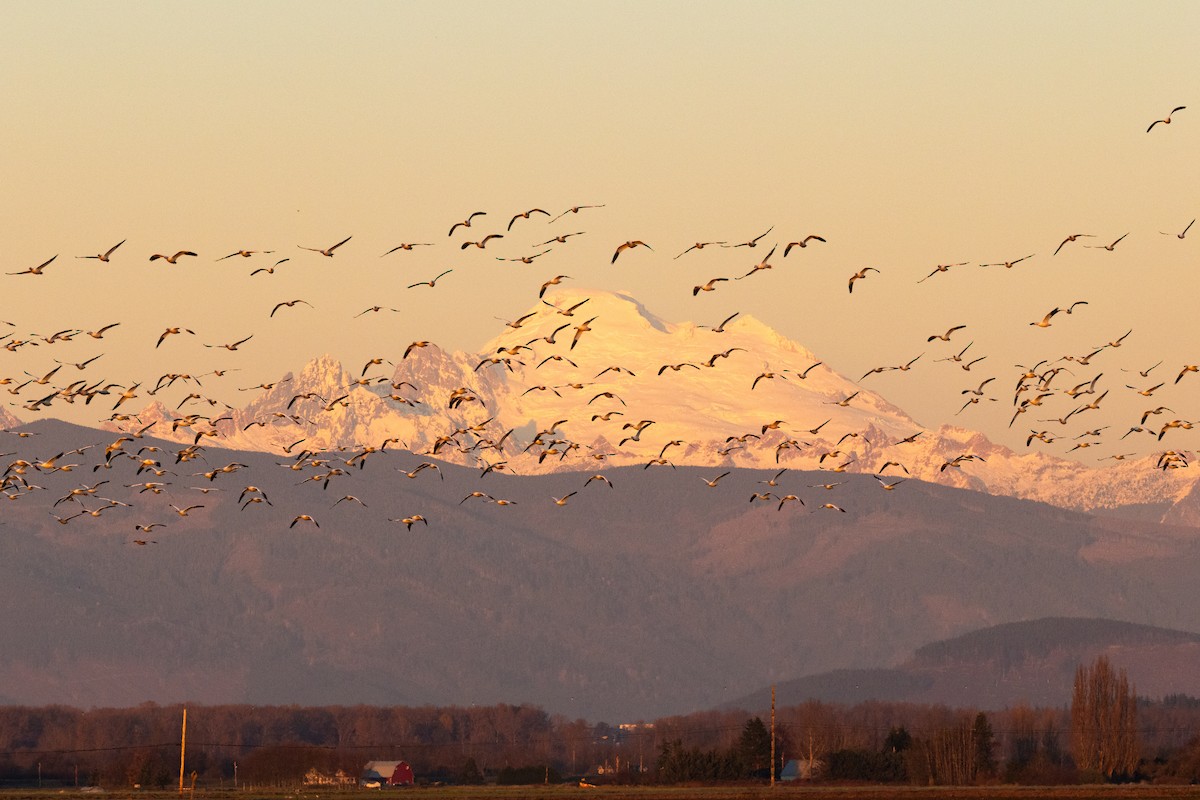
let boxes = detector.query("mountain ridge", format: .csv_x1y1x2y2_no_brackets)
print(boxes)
3,419,1200,719
726,618,1200,711
86,289,1195,517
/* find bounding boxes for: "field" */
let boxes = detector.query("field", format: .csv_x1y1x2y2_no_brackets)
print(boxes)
8,786,1200,800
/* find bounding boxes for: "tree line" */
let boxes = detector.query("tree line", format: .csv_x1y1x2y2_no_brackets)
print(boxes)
3,658,1200,787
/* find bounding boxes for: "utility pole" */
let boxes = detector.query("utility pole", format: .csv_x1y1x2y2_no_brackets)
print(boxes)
178,707,187,796
770,685,776,788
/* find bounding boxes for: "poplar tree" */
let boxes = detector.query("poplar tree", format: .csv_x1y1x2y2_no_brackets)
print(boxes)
1070,655,1139,779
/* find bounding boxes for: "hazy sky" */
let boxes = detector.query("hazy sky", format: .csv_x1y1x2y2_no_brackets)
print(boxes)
3,2,1199,459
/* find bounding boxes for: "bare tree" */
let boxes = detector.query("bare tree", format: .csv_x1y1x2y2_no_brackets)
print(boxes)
1071,655,1139,779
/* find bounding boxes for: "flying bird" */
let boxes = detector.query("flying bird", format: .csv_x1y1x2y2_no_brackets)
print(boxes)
731,226,773,248
360,357,393,376
611,241,652,263
407,269,453,288
270,300,313,317
701,311,740,333
752,371,785,390
693,277,729,295
535,232,585,246
675,241,726,258
657,362,699,375
381,243,434,256
827,391,860,407
757,468,788,487
355,306,400,317
1085,233,1128,251
1147,106,1185,132
86,323,121,339
1101,329,1132,349
149,251,197,263
551,492,577,506
298,236,351,257
251,257,290,275
217,249,273,260
8,255,57,275
917,262,966,282
927,325,966,342
204,335,253,351
570,317,598,350
448,212,486,235
497,250,552,264
783,236,825,256
549,204,604,222
544,297,590,316
461,234,504,249
980,254,1034,269
791,362,823,380
1161,219,1195,239
737,245,777,279
156,327,195,348
962,377,996,396
1053,234,1092,255
538,275,572,297
847,267,878,293
537,354,578,369
77,240,125,262
777,494,803,511
508,208,550,229
703,347,745,367
1030,308,1060,328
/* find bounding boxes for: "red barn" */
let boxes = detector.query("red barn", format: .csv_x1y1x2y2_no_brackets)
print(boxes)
360,760,414,787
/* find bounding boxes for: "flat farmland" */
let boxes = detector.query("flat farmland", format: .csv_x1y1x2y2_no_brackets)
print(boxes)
8,786,1200,800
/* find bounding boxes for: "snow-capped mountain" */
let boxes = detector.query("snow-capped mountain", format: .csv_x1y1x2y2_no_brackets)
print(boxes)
0,408,22,430
108,290,1196,514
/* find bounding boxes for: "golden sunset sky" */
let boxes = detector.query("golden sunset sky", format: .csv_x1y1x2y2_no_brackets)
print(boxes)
3,1,1198,458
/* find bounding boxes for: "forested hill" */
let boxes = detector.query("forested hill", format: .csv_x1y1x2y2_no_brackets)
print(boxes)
910,618,1200,667
729,617,1200,711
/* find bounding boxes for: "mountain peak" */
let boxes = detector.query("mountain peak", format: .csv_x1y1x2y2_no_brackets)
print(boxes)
121,290,1195,515
0,407,23,429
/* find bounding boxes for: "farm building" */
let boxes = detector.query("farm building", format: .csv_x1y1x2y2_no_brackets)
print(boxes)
780,758,823,781
360,761,414,787
303,767,355,786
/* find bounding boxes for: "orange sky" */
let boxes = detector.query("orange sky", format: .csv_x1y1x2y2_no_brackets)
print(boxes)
2,2,1199,459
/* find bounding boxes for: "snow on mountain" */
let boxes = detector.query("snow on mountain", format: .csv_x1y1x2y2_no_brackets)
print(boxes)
0,408,22,430
104,289,1196,514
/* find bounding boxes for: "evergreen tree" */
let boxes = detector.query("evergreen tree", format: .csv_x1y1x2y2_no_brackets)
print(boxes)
972,712,996,777
735,717,772,777
884,726,912,753
458,757,484,785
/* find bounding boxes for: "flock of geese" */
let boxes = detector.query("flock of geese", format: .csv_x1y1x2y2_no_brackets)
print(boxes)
1,107,1195,539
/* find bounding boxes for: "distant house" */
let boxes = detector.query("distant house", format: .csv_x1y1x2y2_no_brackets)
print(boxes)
303,768,355,786
780,758,823,781
361,761,415,787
